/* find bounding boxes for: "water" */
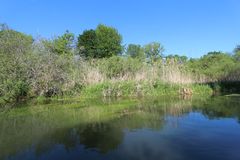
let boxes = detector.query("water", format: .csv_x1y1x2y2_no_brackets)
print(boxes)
0,96,240,160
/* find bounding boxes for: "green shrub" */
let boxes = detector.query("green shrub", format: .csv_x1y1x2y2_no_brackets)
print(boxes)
97,56,142,78
192,84,213,96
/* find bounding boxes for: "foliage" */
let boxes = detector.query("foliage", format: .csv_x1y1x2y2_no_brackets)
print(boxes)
126,44,145,60
43,30,74,56
1,24,240,105
0,28,33,54
95,24,123,57
0,28,33,101
144,42,164,63
81,80,212,98
165,54,188,64
191,84,213,96
77,29,98,58
186,51,236,81
97,56,143,78
0,33,83,102
234,51,240,62
234,45,240,53
77,24,122,58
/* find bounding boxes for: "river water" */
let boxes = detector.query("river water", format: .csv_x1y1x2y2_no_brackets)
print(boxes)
0,96,240,160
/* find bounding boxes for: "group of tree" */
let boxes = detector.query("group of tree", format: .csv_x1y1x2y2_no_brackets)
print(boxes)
1,22,240,103
125,43,164,63
77,24,122,58
77,24,165,62
36,23,166,63
1,22,240,74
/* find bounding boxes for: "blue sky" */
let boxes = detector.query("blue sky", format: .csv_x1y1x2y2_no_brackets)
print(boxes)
0,0,239,58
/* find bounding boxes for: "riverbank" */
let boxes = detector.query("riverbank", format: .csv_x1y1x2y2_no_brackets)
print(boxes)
0,81,213,108
4,79,240,108
1,24,240,109
80,81,213,98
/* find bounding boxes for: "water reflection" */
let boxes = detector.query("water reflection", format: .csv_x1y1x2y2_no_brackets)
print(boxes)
0,96,240,160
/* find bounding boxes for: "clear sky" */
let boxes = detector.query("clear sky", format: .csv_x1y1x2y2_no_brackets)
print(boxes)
0,0,239,58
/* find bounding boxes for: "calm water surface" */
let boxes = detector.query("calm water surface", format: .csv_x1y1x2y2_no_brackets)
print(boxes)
0,96,240,160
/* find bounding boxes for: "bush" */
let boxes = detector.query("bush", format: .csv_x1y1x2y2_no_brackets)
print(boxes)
191,84,213,96
0,38,85,102
0,27,32,101
27,42,84,97
97,56,142,78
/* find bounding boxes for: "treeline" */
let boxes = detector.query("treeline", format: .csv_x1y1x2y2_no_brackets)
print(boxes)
0,23,240,103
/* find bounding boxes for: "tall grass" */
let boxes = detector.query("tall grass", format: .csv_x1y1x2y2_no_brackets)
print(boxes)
84,57,208,85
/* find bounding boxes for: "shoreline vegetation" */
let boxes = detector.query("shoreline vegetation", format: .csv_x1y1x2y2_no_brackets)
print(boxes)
0,23,240,107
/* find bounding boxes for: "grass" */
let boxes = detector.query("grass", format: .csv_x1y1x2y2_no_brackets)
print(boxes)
0,80,213,109
80,80,213,98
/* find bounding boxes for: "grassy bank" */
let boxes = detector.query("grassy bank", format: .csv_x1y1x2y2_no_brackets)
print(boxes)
0,81,213,108
80,81,213,98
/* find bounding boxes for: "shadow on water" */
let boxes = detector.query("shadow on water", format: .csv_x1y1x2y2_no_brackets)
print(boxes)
207,81,240,95
0,96,240,160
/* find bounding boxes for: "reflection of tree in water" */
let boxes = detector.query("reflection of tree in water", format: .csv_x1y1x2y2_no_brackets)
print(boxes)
79,122,123,153
1,96,240,159
193,97,240,121
35,109,166,154
33,122,124,155
35,98,198,154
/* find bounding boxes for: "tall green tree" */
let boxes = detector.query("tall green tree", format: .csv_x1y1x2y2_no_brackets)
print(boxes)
77,24,122,58
144,42,164,63
95,24,122,58
126,44,145,59
77,29,98,58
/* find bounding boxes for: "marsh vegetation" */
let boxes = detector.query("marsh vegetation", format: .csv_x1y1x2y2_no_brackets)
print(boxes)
0,23,240,106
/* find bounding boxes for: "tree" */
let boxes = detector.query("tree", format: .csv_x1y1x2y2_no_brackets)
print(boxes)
44,30,74,56
144,42,164,63
95,24,122,58
126,44,145,59
234,51,240,62
234,45,240,53
77,29,98,58
165,54,188,64
186,51,236,81
234,45,240,62
77,24,122,58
